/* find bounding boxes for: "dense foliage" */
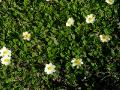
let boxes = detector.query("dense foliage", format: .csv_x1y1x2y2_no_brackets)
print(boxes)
0,0,120,89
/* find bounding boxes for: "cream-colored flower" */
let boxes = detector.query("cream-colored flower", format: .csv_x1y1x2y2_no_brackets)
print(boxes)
0,47,11,57
0,0,2,2
86,14,95,24
105,0,114,5
22,32,31,41
1,56,11,65
66,17,74,26
71,58,83,68
44,63,56,74
99,35,110,42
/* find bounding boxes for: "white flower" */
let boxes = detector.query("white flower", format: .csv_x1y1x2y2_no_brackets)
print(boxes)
105,0,114,5
86,14,95,24
66,17,74,26
46,0,50,1
44,63,56,74
0,0,2,2
1,56,11,65
0,47,11,57
71,58,83,68
99,35,110,42
22,31,31,41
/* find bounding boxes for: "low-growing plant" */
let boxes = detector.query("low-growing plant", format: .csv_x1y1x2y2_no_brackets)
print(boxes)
0,0,120,89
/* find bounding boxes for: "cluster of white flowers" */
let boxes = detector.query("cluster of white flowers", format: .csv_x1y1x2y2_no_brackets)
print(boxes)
44,58,83,74
22,0,112,74
64,0,114,43
0,0,113,75
66,15,111,42
0,47,11,65
66,14,95,26
44,0,114,75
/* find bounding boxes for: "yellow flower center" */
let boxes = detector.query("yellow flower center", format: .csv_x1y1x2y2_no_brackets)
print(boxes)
24,34,30,38
3,50,8,55
102,36,109,41
4,59,10,62
74,60,81,65
88,16,94,21
48,66,53,70
102,36,106,39
109,0,113,2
